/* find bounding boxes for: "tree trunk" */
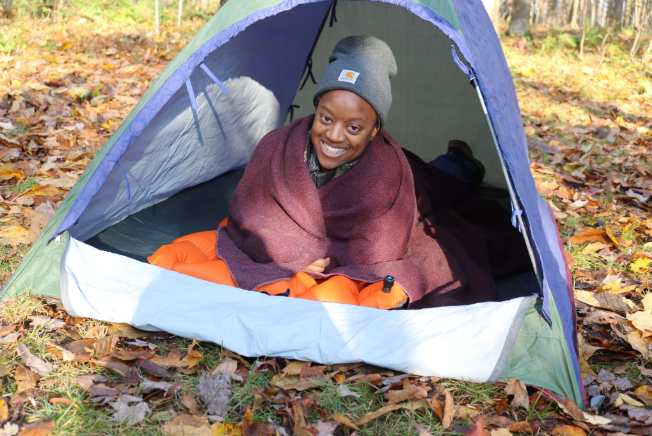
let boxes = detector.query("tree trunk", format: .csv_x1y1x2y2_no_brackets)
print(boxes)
2,0,11,16
643,34,652,63
570,0,581,26
579,0,588,57
482,0,502,27
611,0,624,26
155,0,160,37
509,0,531,34
624,0,632,26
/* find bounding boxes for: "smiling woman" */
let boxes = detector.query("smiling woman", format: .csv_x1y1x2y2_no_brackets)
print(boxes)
148,35,531,310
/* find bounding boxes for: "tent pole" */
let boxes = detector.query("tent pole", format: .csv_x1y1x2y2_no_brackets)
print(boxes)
470,76,544,294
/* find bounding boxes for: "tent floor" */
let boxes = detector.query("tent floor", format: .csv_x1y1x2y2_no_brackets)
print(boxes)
85,168,537,302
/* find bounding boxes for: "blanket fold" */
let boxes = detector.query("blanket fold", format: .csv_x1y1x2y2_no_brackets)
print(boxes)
217,115,529,308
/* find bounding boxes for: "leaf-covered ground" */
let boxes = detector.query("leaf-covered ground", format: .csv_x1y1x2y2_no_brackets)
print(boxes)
2,9,652,436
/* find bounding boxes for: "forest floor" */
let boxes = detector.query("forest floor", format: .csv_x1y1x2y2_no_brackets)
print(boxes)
1,7,652,436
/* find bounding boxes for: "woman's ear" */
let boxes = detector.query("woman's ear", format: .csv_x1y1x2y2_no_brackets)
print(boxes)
369,117,380,142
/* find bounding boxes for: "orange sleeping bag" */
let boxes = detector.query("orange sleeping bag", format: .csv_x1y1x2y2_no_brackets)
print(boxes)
148,219,407,310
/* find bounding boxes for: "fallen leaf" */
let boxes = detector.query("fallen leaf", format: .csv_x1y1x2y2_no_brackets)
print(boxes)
337,384,361,399
426,397,444,421
300,365,326,379
619,393,644,406
626,330,652,360
149,348,183,367
211,359,237,376
25,184,61,198
442,390,456,429
331,414,360,431
357,400,425,425
415,422,434,436
565,397,585,421
75,374,107,389
137,358,171,378
508,421,536,433
570,229,612,245
632,258,652,273
182,338,203,369
17,344,56,375
86,383,121,397
107,323,156,339
181,393,199,415
90,356,130,376
66,339,97,362
582,241,608,254
505,379,529,409
49,397,73,406
385,378,428,404
195,372,232,418
1,423,19,436
0,398,8,424
110,348,156,361
574,290,636,313
161,414,213,436
125,339,157,350
140,380,177,395
213,423,242,435
0,225,29,244
301,421,338,436
269,373,328,391
638,366,652,377
550,425,586,436
0,325,18,337
28,316,65,331
490,428,513,436
93,334,118,358
0,332,22,344
283,361,311,375
111,401,149,425
16,421,55,436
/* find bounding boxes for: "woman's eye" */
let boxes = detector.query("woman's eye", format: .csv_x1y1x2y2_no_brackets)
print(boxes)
321,115,331,123
349,125,359,132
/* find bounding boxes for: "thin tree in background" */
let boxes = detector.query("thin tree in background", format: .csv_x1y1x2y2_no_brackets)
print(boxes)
2,0,12,17
510,0,531,34
178,0,183,26
155,0,160,37
481,0,501,28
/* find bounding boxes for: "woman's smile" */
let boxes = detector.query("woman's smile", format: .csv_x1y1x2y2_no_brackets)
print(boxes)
320,140,347,157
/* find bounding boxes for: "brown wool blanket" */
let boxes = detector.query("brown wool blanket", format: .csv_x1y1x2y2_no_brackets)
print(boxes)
216,115,530,308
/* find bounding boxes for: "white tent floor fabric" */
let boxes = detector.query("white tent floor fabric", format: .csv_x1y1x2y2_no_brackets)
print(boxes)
61,238,533,383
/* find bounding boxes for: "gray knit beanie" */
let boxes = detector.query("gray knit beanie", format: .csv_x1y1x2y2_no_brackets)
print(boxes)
313,36,397,128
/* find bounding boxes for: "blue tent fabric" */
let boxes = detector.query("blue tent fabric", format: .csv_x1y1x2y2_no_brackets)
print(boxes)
52,0,331,240
451,0,581,394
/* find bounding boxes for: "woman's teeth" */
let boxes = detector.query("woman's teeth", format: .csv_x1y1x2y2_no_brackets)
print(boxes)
322,141,346,155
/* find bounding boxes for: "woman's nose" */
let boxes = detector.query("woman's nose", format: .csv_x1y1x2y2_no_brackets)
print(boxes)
325,123,345,143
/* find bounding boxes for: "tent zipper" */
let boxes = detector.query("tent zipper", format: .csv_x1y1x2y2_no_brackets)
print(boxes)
469,74,543,296
449,46,544,296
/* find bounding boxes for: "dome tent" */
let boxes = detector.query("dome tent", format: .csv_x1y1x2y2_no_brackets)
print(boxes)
1,0,584,407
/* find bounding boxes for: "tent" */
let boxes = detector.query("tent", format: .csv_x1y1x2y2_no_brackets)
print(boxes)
1,0,585,407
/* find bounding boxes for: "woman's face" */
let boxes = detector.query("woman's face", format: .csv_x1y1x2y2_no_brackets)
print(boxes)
311,90,379,170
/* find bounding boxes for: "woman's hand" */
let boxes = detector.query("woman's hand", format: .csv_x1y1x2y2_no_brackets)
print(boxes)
304,257,330,273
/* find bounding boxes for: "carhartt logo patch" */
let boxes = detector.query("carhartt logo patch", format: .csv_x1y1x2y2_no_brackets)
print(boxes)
338,70,360,84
